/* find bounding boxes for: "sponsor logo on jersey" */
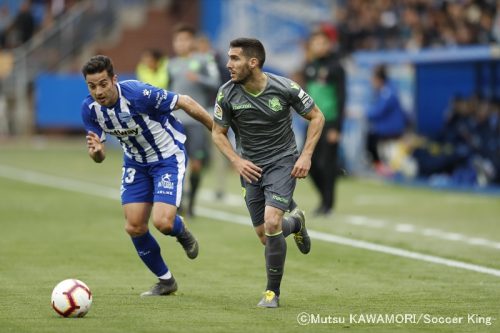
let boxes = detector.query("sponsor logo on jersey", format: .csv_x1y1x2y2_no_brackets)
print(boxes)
214,104,223,120
298,89,313,109
268,97,283,112
105,126,141,137
170,94,178,110
158,173,174,190
290,81,300,90
272,194,289,204
231,102,252,110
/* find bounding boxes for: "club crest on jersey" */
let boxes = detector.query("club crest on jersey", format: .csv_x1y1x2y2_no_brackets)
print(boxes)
214,104,223,120
158,173,174,190
116,112,132,123
143,89,151,97
268,97,283,112
105,125,141,137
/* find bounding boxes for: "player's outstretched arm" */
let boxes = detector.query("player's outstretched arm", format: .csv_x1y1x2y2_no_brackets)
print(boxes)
212,122,262,183
86,131,106,163
176,94,213,131
291,105,325,178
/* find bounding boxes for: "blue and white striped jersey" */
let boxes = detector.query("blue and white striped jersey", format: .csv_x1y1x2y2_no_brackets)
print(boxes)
81,80,186,164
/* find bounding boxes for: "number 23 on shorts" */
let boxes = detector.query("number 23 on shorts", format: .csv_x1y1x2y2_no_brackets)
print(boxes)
122,167,136,184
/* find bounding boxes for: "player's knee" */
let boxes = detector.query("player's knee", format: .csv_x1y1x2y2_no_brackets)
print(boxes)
152,215,175,234
125,222,148,237
263,216,282,235
264,209,283,234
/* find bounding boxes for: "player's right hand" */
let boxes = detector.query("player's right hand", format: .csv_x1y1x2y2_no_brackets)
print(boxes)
86,131,103,154
233,158,262,184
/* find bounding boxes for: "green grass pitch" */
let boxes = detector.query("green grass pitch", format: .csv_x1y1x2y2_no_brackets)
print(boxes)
0,139,499,332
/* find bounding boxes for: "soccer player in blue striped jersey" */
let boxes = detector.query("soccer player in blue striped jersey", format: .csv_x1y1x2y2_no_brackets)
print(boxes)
81,55,213,296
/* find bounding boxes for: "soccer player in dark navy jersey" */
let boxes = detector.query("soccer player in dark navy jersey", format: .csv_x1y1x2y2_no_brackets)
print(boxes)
81,55,213,296
212,38,325,308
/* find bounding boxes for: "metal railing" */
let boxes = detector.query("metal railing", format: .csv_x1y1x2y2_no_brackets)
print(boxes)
3,0,119,135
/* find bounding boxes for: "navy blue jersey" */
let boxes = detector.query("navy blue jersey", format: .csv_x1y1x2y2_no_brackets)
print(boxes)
214,73,314,166
81,80,186,163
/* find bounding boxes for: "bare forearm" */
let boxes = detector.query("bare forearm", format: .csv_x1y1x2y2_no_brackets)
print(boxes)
212,130,240,164
178,95,213,131
302,110,325,159
187,104,213,131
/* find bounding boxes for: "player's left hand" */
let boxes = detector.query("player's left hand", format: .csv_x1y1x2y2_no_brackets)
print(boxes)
291,155,311,179
86,131,103,154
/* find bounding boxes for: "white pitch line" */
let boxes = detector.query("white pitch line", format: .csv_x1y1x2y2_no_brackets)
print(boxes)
1,164,500,278
199,190,500,250
306,230,500,278
345,215,387,228
395,224,416,233
0,165,119,199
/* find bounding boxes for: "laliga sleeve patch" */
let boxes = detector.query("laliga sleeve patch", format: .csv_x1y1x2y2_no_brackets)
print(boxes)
170,94,178,110
214,104,223,120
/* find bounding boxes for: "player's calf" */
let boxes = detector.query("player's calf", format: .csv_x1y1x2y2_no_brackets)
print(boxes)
176,228,199,259
290,208,311,254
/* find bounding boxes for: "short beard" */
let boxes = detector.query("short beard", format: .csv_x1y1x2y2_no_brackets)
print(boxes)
232,67,252,84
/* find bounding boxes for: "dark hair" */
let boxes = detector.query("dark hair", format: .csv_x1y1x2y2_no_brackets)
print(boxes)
82,55,114,78
145,48,163,61
373,64,387,82
229,38,266,68
173,23,197,36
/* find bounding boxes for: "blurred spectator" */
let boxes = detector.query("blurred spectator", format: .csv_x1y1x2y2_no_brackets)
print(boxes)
390,95,500,186
168,24,220,216
468,98,500,185
494,0,500,42
5,1,35,48
303,26,346,217
0,5,12,48
334,0,499,53
0,1,80,50
196,33,232,200
0,79,8,136
410,96,471,179
196,34,231,84
136,48,169,89
365,64,408,174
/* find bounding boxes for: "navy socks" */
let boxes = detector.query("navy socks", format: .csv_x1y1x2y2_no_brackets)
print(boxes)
131,231,169,277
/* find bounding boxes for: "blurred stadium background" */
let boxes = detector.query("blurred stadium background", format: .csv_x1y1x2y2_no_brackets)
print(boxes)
0,0,499,189
0,0,499,332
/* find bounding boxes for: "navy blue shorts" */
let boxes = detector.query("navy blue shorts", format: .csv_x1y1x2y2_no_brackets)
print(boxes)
241,155,298,227
121,151,187,206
